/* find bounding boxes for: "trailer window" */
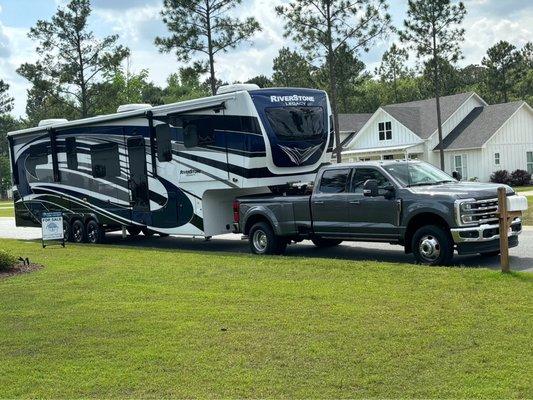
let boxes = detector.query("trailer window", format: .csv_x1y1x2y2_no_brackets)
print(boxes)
172,115,215,148
265,106,324,140
319,168,350,193
156,124,173,162
65,137,78,170
90,142,120,178
27,143,50,179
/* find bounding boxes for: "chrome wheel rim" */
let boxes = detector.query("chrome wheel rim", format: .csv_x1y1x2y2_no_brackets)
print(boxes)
419,235,440,262
73,224,83,242
87,225,97,243
252,229,268,253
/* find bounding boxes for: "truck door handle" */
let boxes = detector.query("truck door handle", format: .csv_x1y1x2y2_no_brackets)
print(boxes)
313,201,324,205
349,200,360,205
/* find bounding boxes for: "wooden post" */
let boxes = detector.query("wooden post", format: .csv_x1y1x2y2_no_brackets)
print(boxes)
498,187,510,273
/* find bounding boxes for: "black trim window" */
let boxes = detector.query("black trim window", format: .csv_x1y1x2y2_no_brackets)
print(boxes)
27,143,50,180
378,122,392,141
90,142,120,178
155,124,172,162
265,106,324,140
176,116,216,149
319,168,350,193
66,137,78,170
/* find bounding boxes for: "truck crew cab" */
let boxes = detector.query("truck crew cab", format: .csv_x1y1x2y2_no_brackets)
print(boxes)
233,160,525,265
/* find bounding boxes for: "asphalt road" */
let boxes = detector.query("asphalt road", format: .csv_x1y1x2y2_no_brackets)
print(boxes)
1,217,532,272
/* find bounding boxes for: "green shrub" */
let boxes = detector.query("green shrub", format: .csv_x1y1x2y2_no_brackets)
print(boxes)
0,249,17,271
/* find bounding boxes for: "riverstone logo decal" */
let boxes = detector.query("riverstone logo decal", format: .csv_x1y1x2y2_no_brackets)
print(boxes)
278,143,322,166
270,95,315,103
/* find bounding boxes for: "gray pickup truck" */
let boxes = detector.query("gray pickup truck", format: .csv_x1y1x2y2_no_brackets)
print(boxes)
232,160,523,265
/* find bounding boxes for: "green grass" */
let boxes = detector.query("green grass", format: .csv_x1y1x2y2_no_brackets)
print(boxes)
0,240,532,398
522,196,533,226
0,200,13,217
514,185,533,193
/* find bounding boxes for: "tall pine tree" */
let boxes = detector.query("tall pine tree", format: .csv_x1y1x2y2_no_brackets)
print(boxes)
399,0,466,170
156,0,261,95
17,0,129,118
482,41,522,103
377,43,410,103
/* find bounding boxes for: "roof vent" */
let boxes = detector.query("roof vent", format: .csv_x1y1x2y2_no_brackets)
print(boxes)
38,118,68,127
217,83,260,95
117,103,152,113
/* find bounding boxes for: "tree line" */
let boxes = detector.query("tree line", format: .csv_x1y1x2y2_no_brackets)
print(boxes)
1,0,532,190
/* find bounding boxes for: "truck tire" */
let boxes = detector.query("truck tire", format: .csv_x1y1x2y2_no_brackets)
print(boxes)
311,237,343,248
71,219,86,243
86,220,105,244
249,221,286,255
412,225,454,266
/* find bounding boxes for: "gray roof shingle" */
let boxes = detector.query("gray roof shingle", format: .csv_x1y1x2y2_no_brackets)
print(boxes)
434,101,525,151
383,92,475,139
338,113,372,133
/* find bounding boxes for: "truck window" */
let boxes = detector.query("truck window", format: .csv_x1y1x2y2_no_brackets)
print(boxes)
319,168,350,193
265,107,324,139
350,168,390,194
90,142,120,178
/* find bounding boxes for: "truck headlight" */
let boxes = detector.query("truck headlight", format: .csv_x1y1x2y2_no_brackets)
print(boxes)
455,199,476,226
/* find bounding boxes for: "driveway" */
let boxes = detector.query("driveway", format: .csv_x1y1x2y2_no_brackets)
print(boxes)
1,217,532,272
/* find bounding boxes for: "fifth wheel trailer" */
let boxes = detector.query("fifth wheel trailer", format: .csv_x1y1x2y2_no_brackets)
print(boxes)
6,84,334,243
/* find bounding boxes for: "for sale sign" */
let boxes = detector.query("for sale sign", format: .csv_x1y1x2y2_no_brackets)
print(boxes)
41,211,65,247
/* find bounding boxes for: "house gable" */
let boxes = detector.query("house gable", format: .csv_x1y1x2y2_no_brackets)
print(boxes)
483,102,533,147
344,108,423,151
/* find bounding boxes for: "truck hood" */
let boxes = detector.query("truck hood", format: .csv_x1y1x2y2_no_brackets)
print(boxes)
408,182,514,199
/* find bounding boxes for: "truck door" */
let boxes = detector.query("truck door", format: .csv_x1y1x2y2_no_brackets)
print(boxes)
347,167,400,239
311,167,351,236
127,136,150,223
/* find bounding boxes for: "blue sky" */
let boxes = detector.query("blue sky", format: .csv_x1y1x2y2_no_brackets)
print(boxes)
0,0,532,117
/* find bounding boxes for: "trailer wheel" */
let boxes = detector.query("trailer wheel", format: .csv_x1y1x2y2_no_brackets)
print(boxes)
249,222,285,255
86,220,104,244
71,220,86,243
127,226,141,236
63,220,70,242
412,225,453,266
311,237,343,248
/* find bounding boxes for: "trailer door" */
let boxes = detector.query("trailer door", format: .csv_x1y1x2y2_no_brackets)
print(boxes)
127,136,150,223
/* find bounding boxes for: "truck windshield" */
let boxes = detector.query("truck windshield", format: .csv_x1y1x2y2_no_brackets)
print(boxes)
383,162,455,187
265,106,324,140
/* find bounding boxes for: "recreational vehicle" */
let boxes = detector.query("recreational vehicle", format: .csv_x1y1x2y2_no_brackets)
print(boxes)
7,84,333,243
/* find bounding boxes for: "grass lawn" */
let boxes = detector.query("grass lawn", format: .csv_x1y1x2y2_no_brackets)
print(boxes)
0,200,14,217
514,185,533,193
521,196,533,226
0,240,532,398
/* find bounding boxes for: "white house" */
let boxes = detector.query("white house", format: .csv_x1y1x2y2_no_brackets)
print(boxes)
339,92,533,182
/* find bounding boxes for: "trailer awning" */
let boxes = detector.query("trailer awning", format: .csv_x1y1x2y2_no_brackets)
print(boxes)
342,143,424,155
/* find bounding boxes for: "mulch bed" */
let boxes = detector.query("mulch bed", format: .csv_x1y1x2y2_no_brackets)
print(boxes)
0,263,44,279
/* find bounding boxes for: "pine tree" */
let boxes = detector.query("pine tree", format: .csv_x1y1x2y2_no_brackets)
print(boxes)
482,41,522,103
17,0,129,118
0,80,14,115
271,47,316,88
399,0,466,170
377,44,410,103
276,0,392,162
156,0,261,95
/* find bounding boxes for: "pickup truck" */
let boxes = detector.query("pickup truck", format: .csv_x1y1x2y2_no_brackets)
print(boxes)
232,160,525,265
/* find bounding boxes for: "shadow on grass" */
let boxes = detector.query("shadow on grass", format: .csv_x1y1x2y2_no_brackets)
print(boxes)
26,232,533,273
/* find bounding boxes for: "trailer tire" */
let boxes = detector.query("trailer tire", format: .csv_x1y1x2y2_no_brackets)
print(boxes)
127,226,141,236
412,225,454,266
249,222,285,255
86,220,104,244
311,237,343,248
71,220,86,243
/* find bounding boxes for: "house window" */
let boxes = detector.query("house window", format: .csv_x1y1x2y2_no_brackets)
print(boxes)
494,152,500,166
378,122,392,141
359,157,371,162
90,142,120,178
527,151,533,174
453,154,468,179
383,154,394,160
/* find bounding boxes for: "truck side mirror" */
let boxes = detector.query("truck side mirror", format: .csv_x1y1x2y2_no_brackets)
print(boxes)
363,179,379,197
452,171,462,181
